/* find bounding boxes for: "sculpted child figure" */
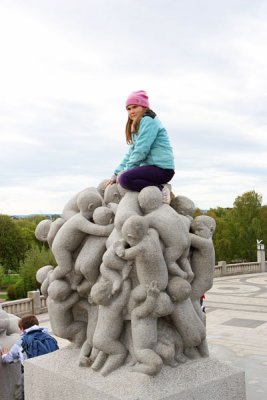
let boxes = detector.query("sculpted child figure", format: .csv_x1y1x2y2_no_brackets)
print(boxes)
76,293,98,367
137,186,194,282
47,279,86,347
62,186,103,220
167,276,207,359
157,318,187,366
50,191,113,282
105,187,143,249
100,240,133,295
35,217,65,249
190,215,216,302
36,265,54,298
74,206,115,287
113,188,143,232
90,278,131,376
170,195,196,221
130,281,174,375
115,215,168,292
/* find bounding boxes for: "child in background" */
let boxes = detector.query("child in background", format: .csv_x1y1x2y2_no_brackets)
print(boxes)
1,315,58,400
107,90,175,204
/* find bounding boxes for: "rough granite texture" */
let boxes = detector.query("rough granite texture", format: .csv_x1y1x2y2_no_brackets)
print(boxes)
24,348,246,400
0,308,21,400
33,182,245,399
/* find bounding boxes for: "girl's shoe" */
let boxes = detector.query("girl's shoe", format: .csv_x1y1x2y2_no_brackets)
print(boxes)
162,185,171,204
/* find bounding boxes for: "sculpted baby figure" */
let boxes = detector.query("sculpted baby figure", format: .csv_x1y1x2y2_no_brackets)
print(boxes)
113,187,142,232
190,215,216,302
130,281,174,375
170,195,196,222
90,278,131,376
47,279,86,347
35,217,65,249
115,215,168,292
167,276,207,359
105,186,143,249
74,206,115,287
138,186,194,282
50,191,113,282
62,187,103,220
100,240,133,295
36,265,54,298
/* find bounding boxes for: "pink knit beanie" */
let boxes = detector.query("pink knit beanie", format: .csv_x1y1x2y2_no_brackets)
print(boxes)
125,90,150,108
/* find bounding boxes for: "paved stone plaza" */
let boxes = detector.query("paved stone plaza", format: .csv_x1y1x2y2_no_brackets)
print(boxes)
37,272,267,400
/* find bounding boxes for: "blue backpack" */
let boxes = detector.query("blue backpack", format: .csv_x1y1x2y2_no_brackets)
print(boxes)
21,329,59,359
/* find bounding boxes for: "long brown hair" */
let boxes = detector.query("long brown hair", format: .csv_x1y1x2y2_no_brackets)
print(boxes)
125,108,149,144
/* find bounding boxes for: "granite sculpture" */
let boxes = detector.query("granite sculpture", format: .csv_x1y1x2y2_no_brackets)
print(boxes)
0,308,21,400
36,182,216,376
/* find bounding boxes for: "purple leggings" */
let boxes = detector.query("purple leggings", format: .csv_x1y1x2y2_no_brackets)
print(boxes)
118,165,175,192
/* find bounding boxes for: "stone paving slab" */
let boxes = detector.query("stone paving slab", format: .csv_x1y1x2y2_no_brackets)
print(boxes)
205,272,267,399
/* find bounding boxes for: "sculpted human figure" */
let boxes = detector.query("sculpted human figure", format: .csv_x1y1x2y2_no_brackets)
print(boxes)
130,281,173,375
103,183,122,207
115,215,168,291
167,277,207,358
190,215,216,301
47,279,86,347
97,179,110,198
76,295,98,367
157,318,187,366
34,178,217,377
74,206,115,286
90,279,131,376
62,187,103,220
0,318,20,348
50,191,113,282
36,265,54,298
138,186,193,281
100,240,132,294
114,188,142,232
35,218,65,249
170,195,196,221
0,309,20,335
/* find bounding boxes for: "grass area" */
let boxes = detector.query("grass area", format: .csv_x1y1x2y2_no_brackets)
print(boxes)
1,274,19,287
0,292,8,301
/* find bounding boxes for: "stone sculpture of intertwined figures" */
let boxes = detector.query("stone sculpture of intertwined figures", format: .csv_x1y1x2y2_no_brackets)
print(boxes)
35,180,216,376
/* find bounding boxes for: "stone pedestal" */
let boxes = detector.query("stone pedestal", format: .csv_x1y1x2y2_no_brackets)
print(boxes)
0,362,21,400
24,348,246,400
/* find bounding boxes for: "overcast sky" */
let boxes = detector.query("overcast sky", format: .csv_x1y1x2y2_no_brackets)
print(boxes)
0,0,266,215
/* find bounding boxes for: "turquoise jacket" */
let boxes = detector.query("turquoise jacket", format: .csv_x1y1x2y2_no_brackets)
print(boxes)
114,114,175,175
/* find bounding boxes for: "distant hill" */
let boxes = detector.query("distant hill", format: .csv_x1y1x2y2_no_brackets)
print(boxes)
10,214,62,220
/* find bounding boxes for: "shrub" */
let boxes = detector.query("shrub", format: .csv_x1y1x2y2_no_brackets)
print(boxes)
14,245,56,299
7,284,17,300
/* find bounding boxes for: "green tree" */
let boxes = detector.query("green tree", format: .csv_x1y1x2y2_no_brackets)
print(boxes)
260,205,267,247
231,191,262,261
210,191,263,263
13,245,56,299
0,266,5,287
14,217,46,249
0,215,28,272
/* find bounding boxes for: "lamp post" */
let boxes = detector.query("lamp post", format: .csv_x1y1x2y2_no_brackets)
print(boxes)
257,240,266,272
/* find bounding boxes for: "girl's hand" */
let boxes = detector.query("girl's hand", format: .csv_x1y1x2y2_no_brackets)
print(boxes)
104,174,117,188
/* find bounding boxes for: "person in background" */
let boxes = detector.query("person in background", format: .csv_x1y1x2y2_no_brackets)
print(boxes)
200,294,206,313
1,314,58,400
107,90,175,204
